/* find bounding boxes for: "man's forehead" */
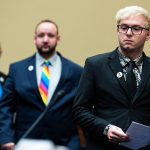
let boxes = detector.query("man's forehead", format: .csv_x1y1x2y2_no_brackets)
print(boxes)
36,22,58,34
37,22,56,29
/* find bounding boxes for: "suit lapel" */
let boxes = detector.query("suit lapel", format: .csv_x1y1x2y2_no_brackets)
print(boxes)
26,53,70,108
50,55,68,105
133,55,150,102
108,50,130,98
108,50,150,102
26,55,43,104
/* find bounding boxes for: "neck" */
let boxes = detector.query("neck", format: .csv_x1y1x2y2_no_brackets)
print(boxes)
119,47,143,60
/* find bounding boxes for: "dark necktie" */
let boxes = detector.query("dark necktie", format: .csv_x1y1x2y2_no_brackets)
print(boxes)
126,61,137,98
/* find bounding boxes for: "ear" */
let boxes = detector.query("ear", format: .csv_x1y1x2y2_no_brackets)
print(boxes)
146,30,150,41
57,35,61,42
34,35,36,44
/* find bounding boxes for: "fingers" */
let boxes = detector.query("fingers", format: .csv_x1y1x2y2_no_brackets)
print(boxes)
0,143,15,150
107,125,129,143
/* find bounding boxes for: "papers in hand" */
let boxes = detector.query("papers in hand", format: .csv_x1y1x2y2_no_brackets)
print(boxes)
120,121,150,150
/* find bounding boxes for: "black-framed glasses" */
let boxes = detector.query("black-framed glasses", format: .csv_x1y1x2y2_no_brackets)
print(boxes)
117,24,149,35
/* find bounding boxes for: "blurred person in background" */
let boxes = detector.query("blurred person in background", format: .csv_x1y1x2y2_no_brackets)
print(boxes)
0,44,7,99
0,19,83,150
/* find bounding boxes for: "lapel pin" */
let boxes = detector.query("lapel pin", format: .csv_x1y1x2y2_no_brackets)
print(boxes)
117,72,123,78
0,77,4,83
28,65,34,71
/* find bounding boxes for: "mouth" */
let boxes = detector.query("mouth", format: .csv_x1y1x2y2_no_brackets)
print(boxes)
42,45,50,49
123,39,134,44
124,39,133,42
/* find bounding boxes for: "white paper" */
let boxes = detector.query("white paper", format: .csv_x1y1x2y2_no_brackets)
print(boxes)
120,121,150,149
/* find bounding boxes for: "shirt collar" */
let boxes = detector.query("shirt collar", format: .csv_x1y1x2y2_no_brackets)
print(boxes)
36,51,58,67
117,49,143,68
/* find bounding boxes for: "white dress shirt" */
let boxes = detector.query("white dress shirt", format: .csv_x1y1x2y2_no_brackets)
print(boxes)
36,52,62,104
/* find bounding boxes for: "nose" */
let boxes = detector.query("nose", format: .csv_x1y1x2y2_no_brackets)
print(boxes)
43,35,49,42
126,28,133,35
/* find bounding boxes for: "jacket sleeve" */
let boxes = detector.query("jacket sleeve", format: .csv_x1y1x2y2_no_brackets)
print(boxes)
72,58,109,137
0,64,16,144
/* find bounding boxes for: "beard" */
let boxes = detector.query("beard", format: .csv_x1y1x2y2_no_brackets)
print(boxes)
37,45,56,58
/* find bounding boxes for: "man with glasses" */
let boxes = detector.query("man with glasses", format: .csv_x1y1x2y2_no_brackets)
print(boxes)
73,6,150,150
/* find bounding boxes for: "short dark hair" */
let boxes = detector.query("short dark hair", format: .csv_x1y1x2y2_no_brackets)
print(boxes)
35,19,59,34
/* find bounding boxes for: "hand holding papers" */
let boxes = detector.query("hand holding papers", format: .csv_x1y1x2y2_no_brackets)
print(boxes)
120,121,150,149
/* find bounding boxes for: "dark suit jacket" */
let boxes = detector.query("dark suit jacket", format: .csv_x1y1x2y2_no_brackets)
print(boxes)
0,53,83,150
73,49,150,150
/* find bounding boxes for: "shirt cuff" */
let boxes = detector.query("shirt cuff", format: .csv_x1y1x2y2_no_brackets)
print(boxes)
103,124,113,135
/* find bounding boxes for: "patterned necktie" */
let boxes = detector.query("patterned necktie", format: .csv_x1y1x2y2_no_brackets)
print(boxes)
126,61,137,98
39,61,51,105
